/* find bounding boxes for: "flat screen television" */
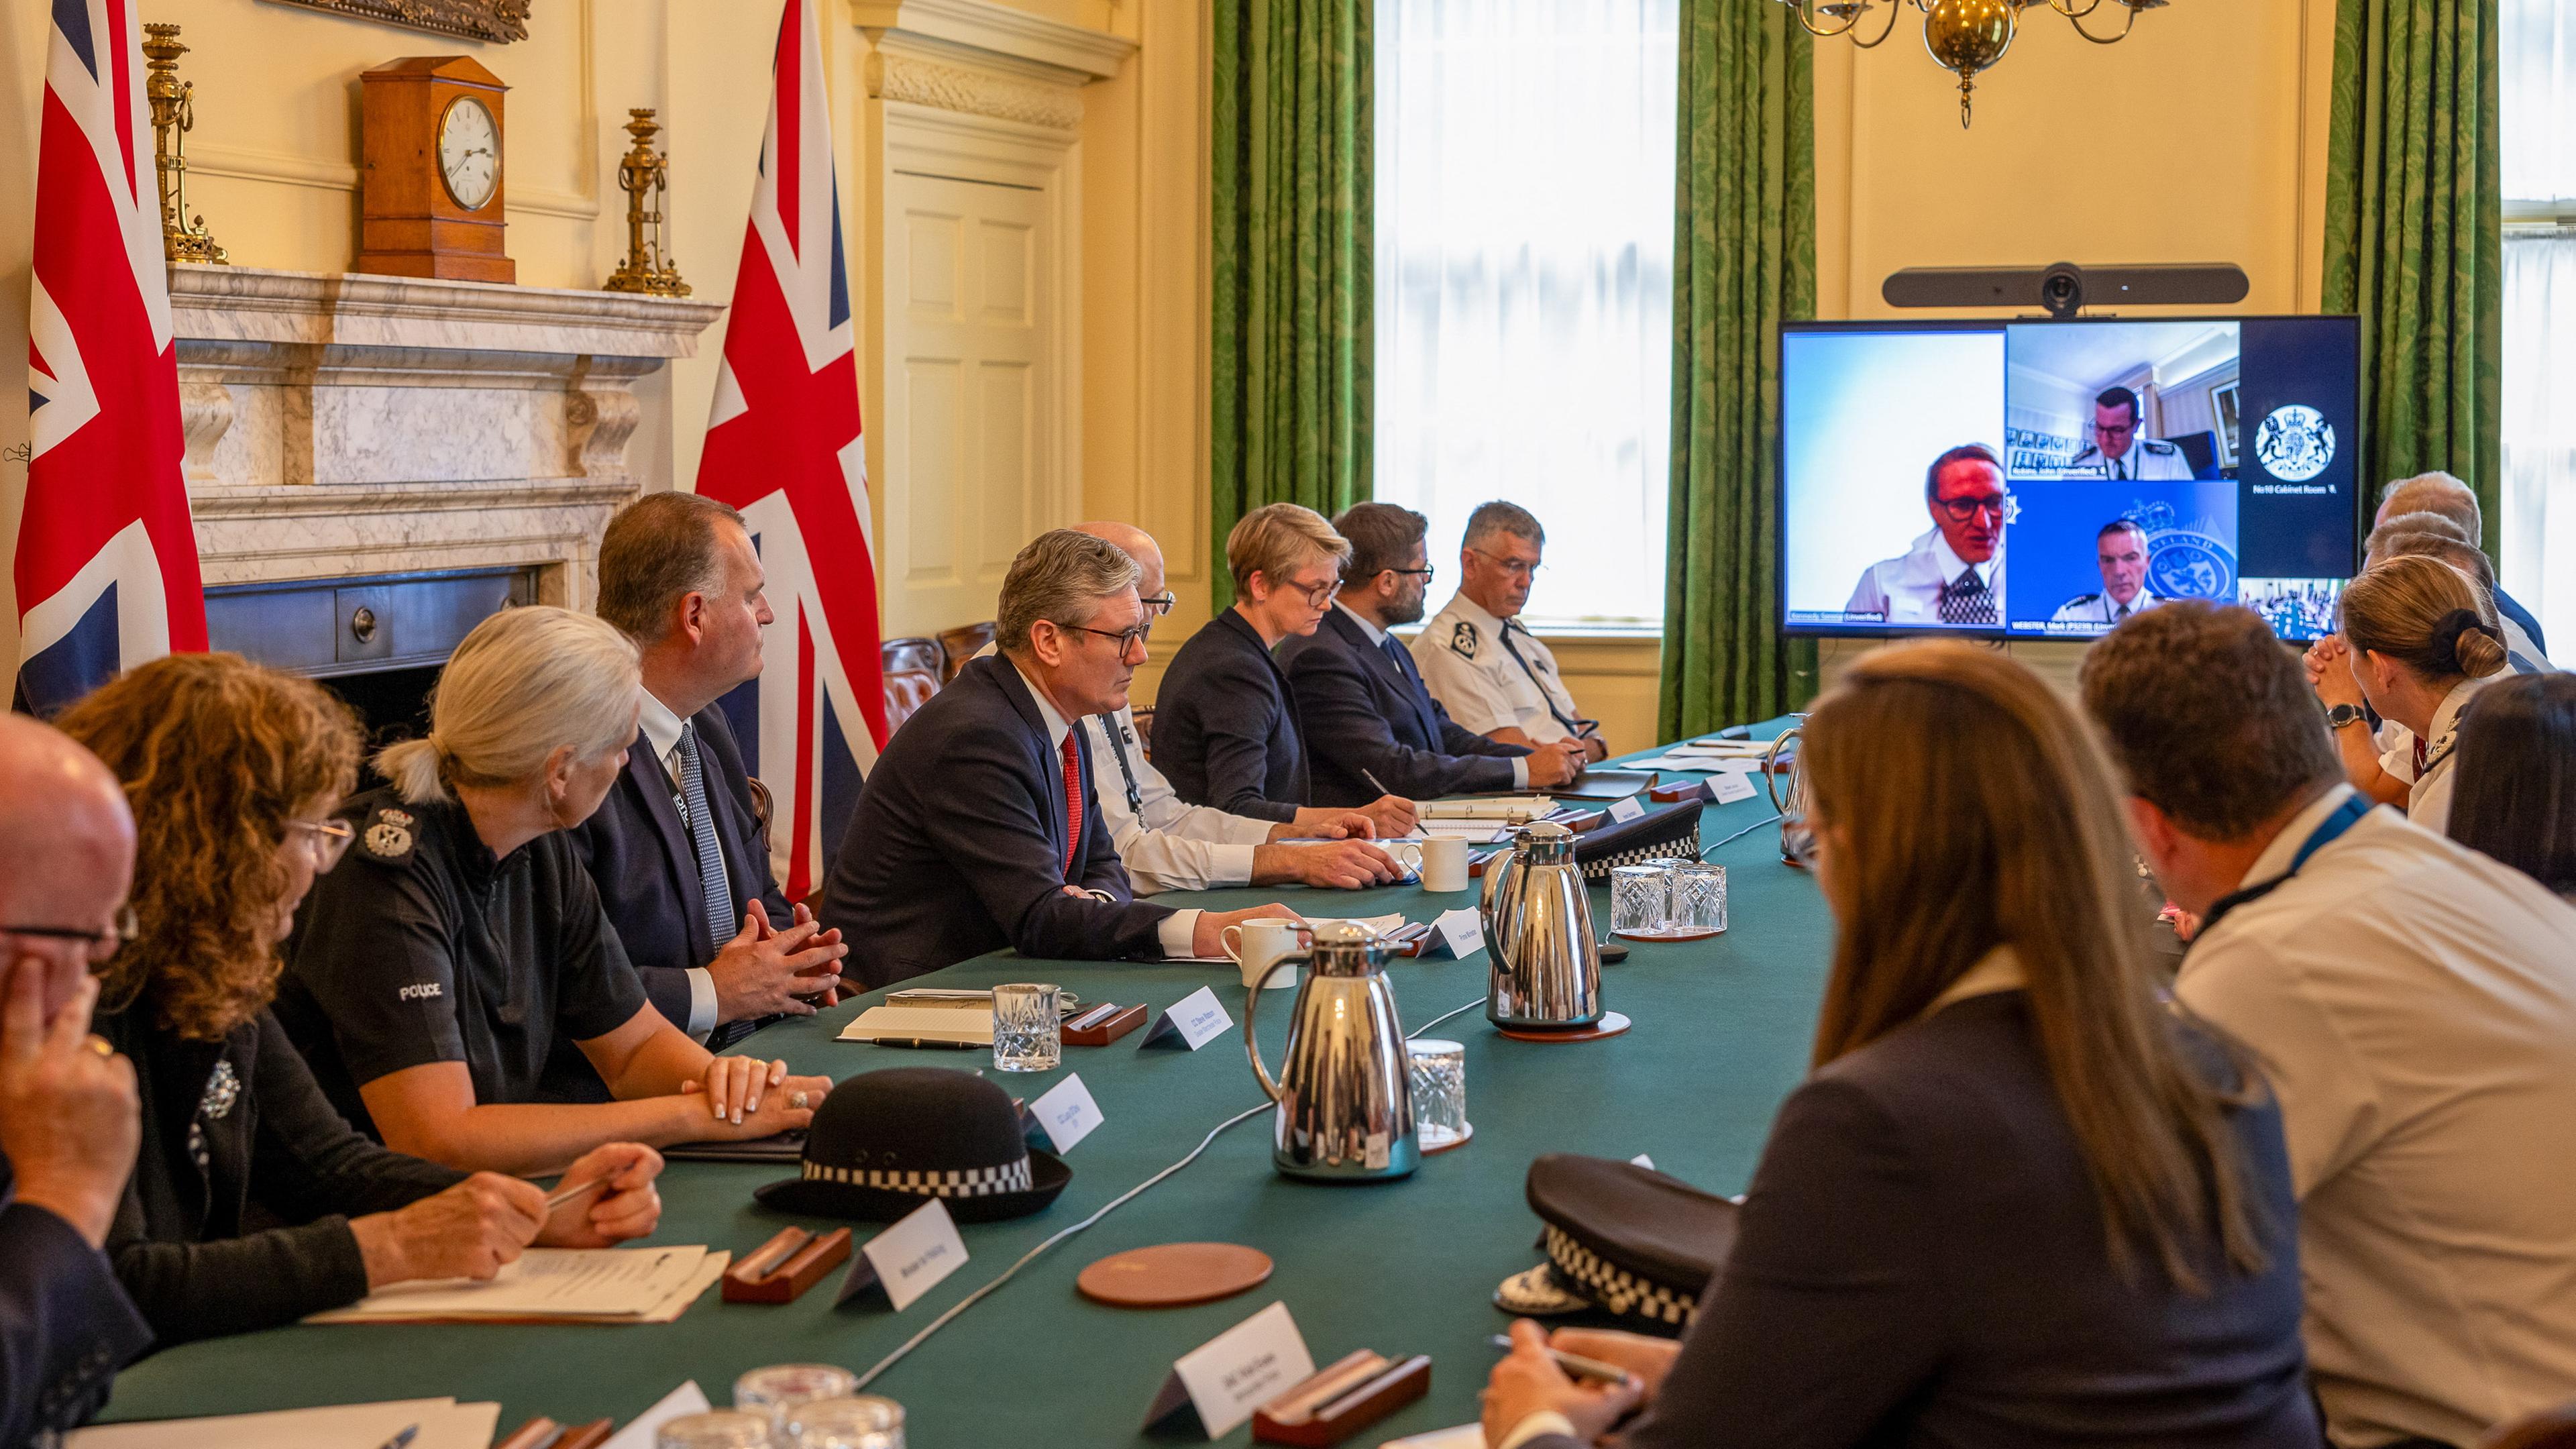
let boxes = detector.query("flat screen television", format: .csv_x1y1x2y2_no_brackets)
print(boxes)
1777,315,2362,643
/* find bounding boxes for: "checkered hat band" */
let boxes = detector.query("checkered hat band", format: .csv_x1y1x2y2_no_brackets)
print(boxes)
802,1156,1033,1197
1583,843,1685,882
1542,1224,1696,1325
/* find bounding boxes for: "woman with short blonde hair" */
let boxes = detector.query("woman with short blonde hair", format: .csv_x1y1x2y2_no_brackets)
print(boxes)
1155,504,1389,821
277,606,829,1177
58,653,666,1347
2307,553,2512,833
1481,642,2310,1447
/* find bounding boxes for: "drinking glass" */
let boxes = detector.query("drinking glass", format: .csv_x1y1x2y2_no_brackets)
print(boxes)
1674,862,1729,934
1407,1038,1468,1150
657,1410,773,1448
991,982,1063,1073
783,1396,906,1449
736,1364,859,1430
1609,864,1672,935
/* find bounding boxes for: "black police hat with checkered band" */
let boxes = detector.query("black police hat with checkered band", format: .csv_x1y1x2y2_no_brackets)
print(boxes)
757,1067,1071,1223
1568,796,1707,883
1493,1154,1739,1335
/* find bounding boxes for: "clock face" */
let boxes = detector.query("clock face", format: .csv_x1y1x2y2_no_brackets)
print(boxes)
437,95,500,211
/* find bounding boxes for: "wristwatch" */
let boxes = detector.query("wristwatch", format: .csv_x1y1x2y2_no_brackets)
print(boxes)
2324,703,2369,731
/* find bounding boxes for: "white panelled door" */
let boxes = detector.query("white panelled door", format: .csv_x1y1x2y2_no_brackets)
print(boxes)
881,168,1057,638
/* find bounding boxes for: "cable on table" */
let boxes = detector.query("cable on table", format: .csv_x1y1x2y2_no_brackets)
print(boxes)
1701,812,1783,859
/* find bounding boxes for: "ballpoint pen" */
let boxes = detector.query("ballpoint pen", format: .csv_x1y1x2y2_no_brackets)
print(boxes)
373,1425,420,1449
1487,1334,1638,1386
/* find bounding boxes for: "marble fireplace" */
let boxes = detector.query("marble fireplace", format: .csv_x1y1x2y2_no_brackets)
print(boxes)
169,263,722,733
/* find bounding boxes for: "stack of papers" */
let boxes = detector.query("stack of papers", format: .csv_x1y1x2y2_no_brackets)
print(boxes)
1419,796,1555,821
66,1397,500,1448
305,1246,726,1325
1628,738,1774,773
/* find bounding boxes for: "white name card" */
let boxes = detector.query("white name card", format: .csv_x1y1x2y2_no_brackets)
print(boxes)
598,1382,712,1449
1607,795,1646,824
1139,985,1235,1051
1431,907,1485,961
1710,770,1760,805
1028,1072,1104,1152
1630,1152,1656,1171
1141,1300,1316,1440
836,1198,969,1312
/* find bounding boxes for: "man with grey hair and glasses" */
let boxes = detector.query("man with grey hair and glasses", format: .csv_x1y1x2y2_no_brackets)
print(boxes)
1413,500,1607,765
2375,470,2547,655
818,530,1301,988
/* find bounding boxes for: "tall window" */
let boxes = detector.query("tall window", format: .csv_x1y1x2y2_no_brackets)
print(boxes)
1375,0,1681,631
2502,0,2575,649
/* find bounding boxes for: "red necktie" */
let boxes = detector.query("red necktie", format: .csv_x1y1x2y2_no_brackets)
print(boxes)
1061,731,1083,878
2413,735,2429,776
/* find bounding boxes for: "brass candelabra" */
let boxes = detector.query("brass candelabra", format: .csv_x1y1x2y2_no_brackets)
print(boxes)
1774,0,2167,128
143,24,227,264
604,109,690,297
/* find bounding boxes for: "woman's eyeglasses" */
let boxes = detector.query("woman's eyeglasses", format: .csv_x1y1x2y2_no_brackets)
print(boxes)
288,818,357,873
1287,578,1343,607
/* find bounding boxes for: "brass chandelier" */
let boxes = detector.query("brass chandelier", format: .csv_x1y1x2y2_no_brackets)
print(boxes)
1776,0,2169,129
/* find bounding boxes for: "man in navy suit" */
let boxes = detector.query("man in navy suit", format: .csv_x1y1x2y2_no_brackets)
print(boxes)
573,493,847,1055
1281,502,1580,806
818,531,1297,989
0,716,152,1444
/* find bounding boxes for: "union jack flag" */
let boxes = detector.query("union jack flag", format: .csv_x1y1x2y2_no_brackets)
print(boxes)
11,0,207,714
701,0,885,900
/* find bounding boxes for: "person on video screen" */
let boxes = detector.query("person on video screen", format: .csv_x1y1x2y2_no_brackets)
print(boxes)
1845,444,2009,627
2051,521,2166,627
2064,387,2192,481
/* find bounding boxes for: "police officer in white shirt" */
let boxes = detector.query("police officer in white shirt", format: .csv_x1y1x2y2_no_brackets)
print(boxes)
2063,386,2195,481
2084,601,2576,1449
1411,502,1609,763
1844,445,2010,628
1056,523,1407,894
2049,520,2164,629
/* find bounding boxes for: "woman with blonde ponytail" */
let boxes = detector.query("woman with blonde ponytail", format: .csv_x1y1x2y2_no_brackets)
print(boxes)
275,606,829,1177
2306,554,2515,834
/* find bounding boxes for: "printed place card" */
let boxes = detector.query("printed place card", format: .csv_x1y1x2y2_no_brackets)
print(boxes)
1140,1300,1316,1440
1138,985,1235,1051
836,1198,968,1312
1428,907,1485,961
1607,795,1646,824
1710,770,1760,805
1028,1072,1104,1152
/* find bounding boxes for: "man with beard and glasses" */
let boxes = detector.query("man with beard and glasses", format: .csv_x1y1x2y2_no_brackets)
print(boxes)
1281,502,1565,806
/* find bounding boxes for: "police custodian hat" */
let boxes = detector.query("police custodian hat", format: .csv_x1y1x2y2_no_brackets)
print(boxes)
1493,1154,1741,1334
757,1067,1071,1224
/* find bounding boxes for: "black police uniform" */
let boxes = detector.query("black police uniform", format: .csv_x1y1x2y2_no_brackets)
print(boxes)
274,787,654,1139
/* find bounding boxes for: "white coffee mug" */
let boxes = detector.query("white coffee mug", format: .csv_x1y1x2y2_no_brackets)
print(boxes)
1222,916,1309,989
1416,836,1470,892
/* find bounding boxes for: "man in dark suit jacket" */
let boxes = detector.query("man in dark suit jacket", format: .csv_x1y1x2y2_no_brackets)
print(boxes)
818,531,1295,989
1283,503,1587,806
0,716,154,1443
572,493,847,1055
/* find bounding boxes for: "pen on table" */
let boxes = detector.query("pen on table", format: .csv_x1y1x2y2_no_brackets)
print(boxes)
1488,1334,1638,1386
372,1424,419,1449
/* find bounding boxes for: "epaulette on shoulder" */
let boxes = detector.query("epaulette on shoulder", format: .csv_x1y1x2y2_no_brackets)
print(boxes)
359,805,419,864
1448,621,1480,660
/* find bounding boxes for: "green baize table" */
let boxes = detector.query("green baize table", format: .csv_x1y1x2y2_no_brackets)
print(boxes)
101,729,1833,1444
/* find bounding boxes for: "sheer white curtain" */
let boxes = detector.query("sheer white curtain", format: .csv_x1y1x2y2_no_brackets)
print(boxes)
2502,0,2576,650
1375,0,1680,630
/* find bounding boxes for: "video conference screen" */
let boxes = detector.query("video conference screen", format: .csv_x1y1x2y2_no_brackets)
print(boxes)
1778,315,2361,643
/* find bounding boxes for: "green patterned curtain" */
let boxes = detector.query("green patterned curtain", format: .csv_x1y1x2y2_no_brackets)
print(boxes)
1210,0,1373,612
1658,1,1816,738
2322,0,2503,548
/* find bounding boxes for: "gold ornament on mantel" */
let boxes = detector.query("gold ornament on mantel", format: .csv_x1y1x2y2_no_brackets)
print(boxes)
142,24,227,264
1774,0,2167,128
604,109,689,297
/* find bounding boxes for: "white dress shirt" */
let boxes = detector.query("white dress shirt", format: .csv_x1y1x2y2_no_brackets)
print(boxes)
2373,672,2504,836
1009,662,1199,958
635,688,722,1041
1402,594,1557,777
2176,785,2576,1446
2047,585,2163,627
1085,706,1271,893
1843,528,2006,627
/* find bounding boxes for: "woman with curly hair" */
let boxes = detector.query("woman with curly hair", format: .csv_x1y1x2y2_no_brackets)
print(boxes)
56,653,667,1348
276,606,827,1175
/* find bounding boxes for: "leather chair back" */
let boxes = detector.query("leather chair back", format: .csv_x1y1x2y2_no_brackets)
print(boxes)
938,621,997,682
2485,1405,2576,1449
881,636,945,736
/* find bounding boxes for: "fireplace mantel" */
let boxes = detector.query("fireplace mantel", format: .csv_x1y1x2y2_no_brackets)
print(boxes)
170,264,725,606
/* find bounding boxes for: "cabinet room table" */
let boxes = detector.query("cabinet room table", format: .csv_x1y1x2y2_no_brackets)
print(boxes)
97,728,1832,1444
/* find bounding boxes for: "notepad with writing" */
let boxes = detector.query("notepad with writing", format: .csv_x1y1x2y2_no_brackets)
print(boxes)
304,1246,725,1325
65,1397,500,1448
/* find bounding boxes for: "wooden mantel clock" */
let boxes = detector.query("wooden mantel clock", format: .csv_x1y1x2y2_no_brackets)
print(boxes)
356,56,513,282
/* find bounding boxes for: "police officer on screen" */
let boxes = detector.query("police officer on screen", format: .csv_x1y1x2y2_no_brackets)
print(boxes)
2051,520,2166,628
2065,386,2193,481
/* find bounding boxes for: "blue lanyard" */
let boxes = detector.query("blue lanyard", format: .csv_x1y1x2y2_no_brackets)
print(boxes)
2196,792,2372,942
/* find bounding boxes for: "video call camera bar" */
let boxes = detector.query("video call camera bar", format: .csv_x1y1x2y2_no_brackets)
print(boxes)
1883,263,2253,320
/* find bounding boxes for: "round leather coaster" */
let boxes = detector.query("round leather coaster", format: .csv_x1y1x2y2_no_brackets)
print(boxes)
1497,1010,1633,1044
1077,1242,1273,1309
